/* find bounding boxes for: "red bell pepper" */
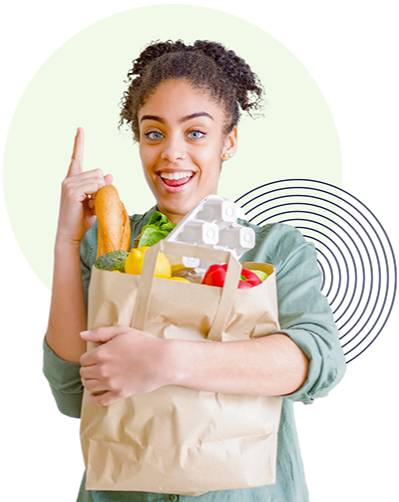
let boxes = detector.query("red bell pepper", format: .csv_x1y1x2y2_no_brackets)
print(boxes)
202,263,262,289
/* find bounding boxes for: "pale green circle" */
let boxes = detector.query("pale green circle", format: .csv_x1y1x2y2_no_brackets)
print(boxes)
3,4,342,289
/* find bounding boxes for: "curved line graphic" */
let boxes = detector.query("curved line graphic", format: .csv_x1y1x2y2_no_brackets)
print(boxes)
234,178,342,203
245,194,341,214
241,186,342,208
279,218,335,233
252,202,346,225
295,227,331,246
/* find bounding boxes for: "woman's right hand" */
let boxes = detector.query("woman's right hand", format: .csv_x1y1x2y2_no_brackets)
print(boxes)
56,127,113,247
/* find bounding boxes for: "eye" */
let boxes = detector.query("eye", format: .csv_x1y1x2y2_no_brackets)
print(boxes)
187,130,205,139
144,131,162,139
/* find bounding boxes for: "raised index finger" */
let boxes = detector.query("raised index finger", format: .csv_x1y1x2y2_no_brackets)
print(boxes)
66,127,85,178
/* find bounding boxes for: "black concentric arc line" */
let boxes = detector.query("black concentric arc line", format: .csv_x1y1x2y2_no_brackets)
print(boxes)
234,178,341,204
279,219,336,234
239,187,341,214
252,202,348,225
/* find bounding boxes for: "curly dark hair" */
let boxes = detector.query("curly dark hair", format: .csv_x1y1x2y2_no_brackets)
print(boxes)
119,39,264,142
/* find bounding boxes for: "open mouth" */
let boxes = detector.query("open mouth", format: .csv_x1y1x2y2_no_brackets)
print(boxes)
158,174,195,193
158,171,195,190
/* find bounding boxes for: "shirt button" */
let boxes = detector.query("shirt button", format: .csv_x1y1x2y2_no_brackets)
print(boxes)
169,496,179,502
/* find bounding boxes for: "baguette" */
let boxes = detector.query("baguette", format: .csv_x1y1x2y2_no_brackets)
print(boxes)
94,185,131,258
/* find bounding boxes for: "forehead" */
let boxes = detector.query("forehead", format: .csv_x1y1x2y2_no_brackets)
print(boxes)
138,79,225,121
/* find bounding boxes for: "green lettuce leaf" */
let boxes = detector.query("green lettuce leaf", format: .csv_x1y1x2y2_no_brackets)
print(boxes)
138,211,176,247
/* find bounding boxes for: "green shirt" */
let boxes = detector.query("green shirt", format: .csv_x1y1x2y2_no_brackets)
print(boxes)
43,205,346,502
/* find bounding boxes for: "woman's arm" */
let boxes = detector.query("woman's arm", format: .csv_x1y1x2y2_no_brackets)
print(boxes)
45,128,112,362
79,327,308,406
46,240,88,362
173,332,309,396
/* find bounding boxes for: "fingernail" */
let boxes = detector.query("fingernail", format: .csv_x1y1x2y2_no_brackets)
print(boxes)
80,330,91,337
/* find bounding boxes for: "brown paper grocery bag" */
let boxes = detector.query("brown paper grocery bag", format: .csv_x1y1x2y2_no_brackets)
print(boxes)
80,241,283,495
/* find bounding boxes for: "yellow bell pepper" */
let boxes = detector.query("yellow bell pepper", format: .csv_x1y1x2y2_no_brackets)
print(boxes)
166,276,191,283
125,246,172,278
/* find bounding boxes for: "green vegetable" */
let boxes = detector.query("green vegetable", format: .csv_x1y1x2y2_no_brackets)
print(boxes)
95,250,130,271
137,211,176,247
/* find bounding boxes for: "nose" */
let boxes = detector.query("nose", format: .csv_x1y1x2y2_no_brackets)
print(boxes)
160,135,186,163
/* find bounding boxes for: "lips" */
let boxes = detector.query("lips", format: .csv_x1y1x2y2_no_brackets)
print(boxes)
157,171,195,193
158,171,195,190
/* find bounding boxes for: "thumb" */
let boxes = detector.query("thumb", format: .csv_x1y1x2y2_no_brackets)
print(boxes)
104,174,113,185
80,326,126,343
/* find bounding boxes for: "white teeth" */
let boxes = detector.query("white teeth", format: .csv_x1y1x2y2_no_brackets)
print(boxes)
160,172,194,180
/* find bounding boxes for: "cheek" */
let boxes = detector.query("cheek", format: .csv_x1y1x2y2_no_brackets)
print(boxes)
139,154,153,184
209,153,222,173
200,139,223,164
139,146,152,169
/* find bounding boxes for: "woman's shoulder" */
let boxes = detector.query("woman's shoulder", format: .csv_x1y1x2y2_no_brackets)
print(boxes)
238,217,306,243
238,218,312,266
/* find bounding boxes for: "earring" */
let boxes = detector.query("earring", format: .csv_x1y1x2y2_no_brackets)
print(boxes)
222,152,234,160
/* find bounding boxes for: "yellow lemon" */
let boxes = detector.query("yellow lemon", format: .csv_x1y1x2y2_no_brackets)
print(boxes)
167,277,191,283
125,246,171,278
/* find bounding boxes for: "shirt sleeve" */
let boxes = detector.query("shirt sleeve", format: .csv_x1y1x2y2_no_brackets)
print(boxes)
80,223,97,306
267,224,346,405
42,336,83,418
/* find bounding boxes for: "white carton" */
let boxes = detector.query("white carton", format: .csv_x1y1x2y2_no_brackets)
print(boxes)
165,195,256,281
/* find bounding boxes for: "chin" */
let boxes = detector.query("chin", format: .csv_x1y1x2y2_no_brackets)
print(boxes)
159,199,196,221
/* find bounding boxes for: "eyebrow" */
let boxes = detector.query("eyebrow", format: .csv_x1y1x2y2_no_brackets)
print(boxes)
140,112,214,124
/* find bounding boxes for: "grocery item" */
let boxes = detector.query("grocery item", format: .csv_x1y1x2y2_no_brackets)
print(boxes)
94,250,129,272
239,268,263,287
202,263,262,289
135,211,176,247
251,269,269,282
125,246,172,278
93,190,257,277
165,195,256,281
165,276,191,283
95,185,131,259
94,193,256,283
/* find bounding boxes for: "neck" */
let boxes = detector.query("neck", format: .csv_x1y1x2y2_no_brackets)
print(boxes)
155,206,185,225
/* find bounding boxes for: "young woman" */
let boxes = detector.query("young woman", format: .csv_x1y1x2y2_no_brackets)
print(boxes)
44,40,346,501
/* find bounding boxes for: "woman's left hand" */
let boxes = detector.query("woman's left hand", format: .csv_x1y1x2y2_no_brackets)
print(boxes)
79,327,175,406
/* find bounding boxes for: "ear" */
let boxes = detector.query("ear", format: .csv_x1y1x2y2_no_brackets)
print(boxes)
221,126,238,161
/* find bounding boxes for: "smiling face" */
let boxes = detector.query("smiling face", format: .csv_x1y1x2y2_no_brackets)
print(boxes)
138,79,237,223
